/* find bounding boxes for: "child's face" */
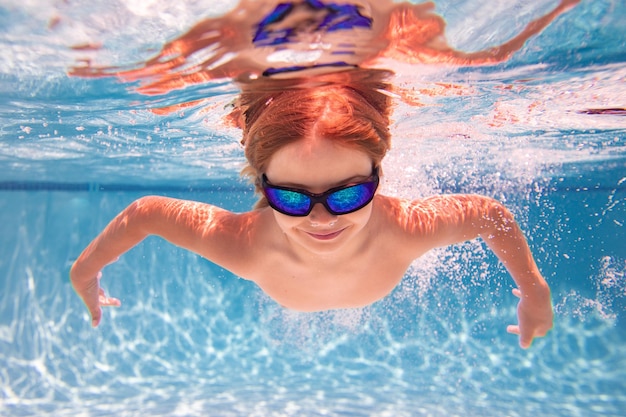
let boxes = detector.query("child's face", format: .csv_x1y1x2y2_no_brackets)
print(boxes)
264,136,375,255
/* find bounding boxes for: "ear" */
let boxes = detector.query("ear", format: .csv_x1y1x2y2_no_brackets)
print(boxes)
375,165,384,194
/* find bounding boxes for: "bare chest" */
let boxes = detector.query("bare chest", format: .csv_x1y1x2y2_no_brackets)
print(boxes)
250,251,411,312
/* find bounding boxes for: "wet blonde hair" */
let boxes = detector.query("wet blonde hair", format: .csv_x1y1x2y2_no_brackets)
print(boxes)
230,68,394,208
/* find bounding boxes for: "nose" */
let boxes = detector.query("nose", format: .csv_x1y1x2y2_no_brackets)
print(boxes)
308,203,338,227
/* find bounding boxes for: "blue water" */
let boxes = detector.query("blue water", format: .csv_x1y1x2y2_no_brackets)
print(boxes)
1,0,625,416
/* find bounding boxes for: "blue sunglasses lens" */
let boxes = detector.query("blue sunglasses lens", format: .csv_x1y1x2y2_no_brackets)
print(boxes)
263,180,378,216
264,188,311,215
326,182,377,214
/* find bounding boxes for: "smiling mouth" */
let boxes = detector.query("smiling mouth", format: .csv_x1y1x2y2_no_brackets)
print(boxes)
305,228,346,241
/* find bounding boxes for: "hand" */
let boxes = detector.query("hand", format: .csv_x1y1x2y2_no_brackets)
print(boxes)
506,288,553,349
71,270,121,328
95,279,121,327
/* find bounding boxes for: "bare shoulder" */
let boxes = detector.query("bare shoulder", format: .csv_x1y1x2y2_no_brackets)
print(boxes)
377,193,504,228
134,196,273,278
191,206,277,278
374,193,504,253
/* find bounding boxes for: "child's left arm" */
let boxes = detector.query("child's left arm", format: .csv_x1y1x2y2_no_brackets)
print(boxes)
403,194,553,348
478,201,553,349
478,203,553,349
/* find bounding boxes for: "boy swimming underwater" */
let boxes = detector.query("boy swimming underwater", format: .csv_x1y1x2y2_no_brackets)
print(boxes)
69,0,580,348
71,69,552,348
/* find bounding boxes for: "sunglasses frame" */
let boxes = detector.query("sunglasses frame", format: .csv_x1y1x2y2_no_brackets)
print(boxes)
261,167,379,217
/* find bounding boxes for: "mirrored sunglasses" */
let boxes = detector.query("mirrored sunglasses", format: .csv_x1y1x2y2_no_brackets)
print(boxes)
261,168,379,217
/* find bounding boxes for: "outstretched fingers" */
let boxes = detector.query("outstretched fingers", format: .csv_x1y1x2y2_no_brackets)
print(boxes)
508,287,552,349
91,287,121,328
507,324,532,349
508,287,531,348
98,288,121,307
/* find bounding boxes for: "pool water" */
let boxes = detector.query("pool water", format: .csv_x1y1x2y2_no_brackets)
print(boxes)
1,0,625,416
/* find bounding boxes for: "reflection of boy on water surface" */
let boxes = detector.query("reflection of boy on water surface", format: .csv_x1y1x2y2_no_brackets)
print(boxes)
70,0,580,348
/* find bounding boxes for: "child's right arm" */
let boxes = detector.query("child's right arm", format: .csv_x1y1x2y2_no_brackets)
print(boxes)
70,195,254,327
